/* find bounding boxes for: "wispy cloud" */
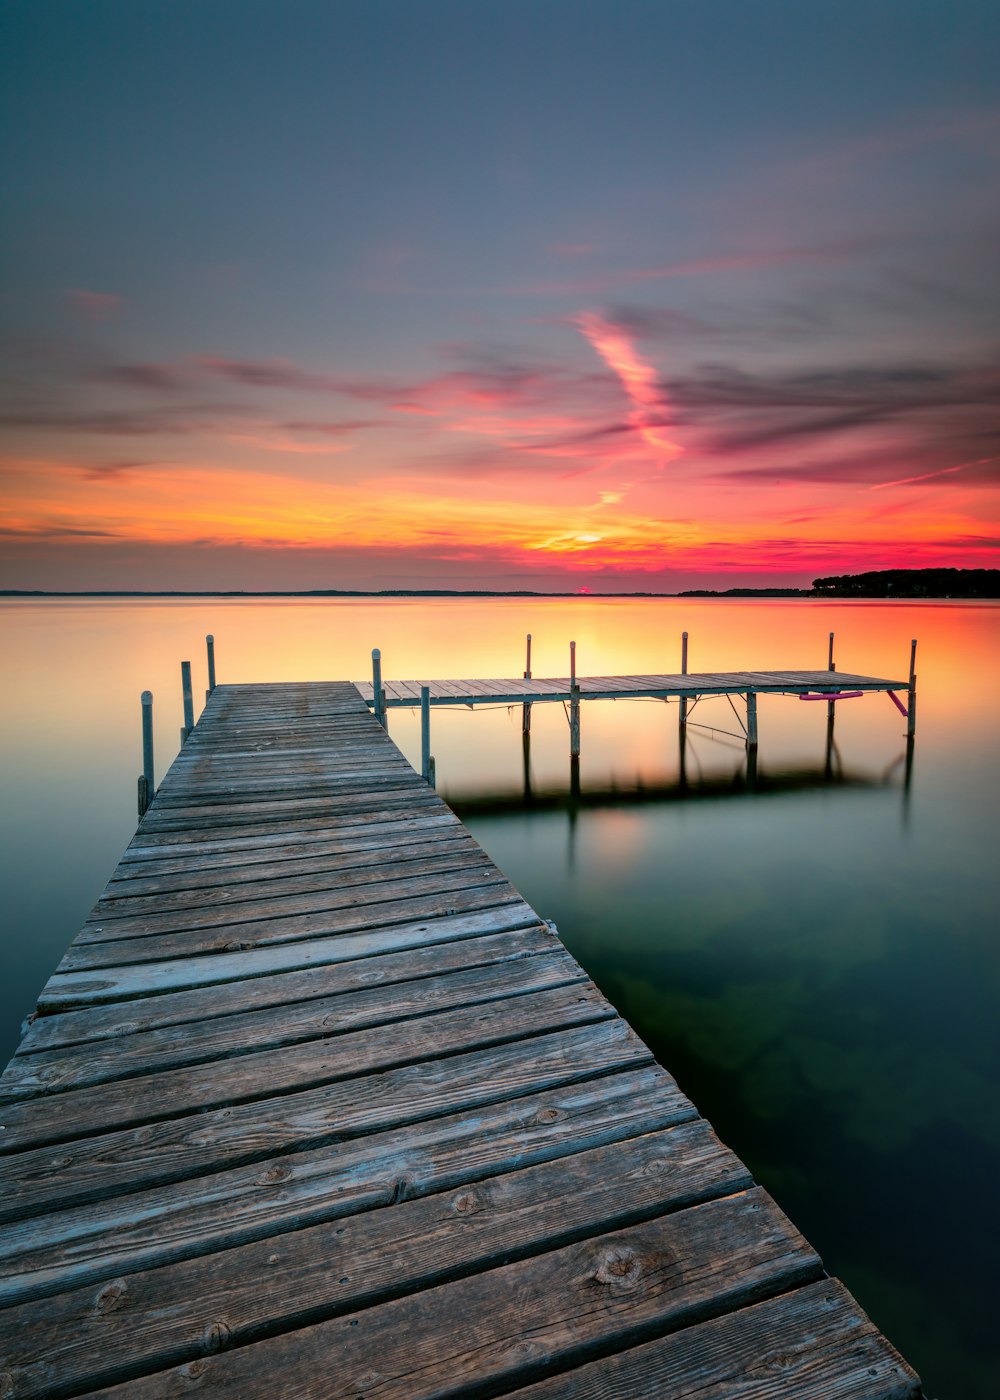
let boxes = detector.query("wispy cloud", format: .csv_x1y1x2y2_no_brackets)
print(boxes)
576,313,682,459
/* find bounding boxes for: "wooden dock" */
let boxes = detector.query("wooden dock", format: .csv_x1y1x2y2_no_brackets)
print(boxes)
356,669,910,708
0,680,922,1398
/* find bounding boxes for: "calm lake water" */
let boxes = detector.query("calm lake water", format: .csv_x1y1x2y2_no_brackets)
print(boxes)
2,596,998,1397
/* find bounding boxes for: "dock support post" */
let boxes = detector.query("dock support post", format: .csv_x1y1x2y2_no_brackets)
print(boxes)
907,638,917,738
206,634,217,701
827,630,836,726
139,690,154,817
420,686,431,781
746,690,758,749
428,755,436,788
372,649,386,728
679,630,689,728
569,641,580,759
180,661,194,744
523,633,532,735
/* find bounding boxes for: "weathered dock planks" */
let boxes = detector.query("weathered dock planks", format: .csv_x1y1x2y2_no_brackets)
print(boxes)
0,681,922,1398
356,668,909,707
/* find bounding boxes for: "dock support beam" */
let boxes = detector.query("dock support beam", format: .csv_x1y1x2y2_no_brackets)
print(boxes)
827,629,837,733
206,634,217,700
569,641,580,759
523,633,532,735
679,631,689,729
746,690,758,749
420,685,431,781
907,638,917,738
180,661,194,745
138,690,154,817
372,649,386,729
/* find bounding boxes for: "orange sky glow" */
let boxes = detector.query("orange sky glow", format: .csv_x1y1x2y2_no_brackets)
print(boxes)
2,6,998,591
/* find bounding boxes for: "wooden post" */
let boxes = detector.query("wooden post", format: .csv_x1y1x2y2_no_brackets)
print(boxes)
569,641,580,758
746,690,758,748
679,630,689,728
206,634,217,697
180,661,194,744
139,690,154,815
827,631,836,725
372,649,386,728
428,755,436,788
907,638,917,738
522,633,532,735
420,685,431,781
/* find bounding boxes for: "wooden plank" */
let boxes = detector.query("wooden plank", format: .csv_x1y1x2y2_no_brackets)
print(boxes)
75,1189,821,1400
0,950,586,1101
61,876,520,969
0,1019,654,1220
39,895,538,1008
0,1064,690,1306
0,982,612,1151
0,1124,750,1399
90,842,492,920
138,787,439,833
19,921,553,1054
118,812,460,863
102,830,477,898
511,1278,922,1399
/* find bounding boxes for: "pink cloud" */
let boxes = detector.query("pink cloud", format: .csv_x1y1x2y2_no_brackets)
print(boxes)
576,313,682,459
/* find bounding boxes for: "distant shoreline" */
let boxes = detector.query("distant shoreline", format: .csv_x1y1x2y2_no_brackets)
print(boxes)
3,588,998,601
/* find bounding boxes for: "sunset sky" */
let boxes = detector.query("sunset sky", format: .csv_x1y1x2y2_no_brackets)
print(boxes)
2,0,999,592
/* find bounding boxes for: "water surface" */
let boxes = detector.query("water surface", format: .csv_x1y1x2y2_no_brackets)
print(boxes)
1,597,997,1397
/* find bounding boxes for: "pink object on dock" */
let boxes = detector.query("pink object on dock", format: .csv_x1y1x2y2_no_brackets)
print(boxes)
798,690,864,702
887,689,910,716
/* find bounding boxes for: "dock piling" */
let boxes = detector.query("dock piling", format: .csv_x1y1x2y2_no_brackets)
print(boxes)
680,631,689,728
746,691,758,749
138,690,154,816
180,661,194,744
569,642,581,758
372,649,386,729
523,634,532,735
828,631,836,724
420,686,431,781
907,639,918,738
206,634,217,701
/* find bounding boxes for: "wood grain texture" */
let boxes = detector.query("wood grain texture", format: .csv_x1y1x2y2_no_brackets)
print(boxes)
0,1020,654,1221
38,897,539,1008
512,1278,922,1399
78,1189,822,1399
0,982,612,1151
0,1066,692,1306
17,920,554,1054
0,1123,747,1398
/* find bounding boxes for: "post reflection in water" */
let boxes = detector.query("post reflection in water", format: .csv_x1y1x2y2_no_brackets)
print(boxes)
453,708,913,827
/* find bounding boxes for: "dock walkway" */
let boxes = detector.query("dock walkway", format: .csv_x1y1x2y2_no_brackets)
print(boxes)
0,682,921,1398
356,668,909,708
